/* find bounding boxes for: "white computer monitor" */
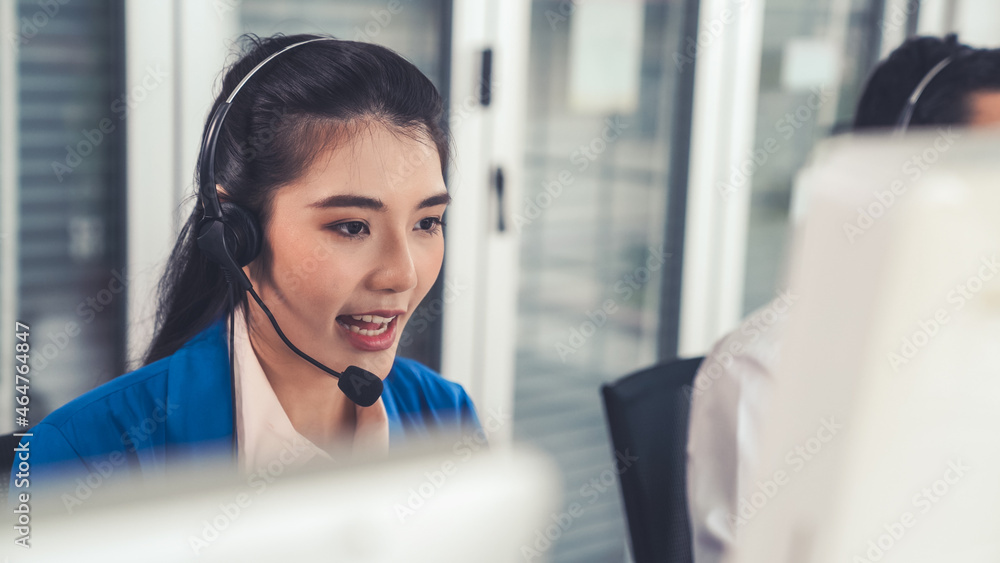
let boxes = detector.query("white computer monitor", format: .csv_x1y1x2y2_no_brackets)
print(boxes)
10,444,561,562
733,129,1000,563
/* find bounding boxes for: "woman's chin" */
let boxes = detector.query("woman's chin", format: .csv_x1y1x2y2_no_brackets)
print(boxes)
334,341,398,375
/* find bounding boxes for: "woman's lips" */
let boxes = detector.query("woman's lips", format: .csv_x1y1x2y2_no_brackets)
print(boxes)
336,314,399,352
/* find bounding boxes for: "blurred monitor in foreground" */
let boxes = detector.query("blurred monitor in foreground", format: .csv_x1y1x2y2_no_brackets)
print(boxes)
734,129,1000,562
8,445,560,562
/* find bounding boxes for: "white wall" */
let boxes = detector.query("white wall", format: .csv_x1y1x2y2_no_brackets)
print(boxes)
124,0,235,367
918,0,1000,46
953,0,1000,46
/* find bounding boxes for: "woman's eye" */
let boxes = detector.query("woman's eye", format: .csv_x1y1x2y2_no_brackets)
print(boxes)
331,221,369,239
416,217,445,234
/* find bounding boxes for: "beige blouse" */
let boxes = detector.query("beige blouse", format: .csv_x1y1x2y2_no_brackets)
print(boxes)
228,303,388,476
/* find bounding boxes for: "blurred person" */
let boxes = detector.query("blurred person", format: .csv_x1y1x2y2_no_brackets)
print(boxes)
11,34,481,504
686,34,1000,563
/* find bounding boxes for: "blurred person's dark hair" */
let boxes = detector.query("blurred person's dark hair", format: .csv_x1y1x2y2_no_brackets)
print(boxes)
143,33,450,366
853,34,1000,130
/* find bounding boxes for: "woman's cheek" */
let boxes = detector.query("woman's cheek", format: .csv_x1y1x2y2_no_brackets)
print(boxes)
418,248,445,299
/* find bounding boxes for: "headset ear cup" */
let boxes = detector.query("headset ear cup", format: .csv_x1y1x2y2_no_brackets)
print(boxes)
219,202,263,267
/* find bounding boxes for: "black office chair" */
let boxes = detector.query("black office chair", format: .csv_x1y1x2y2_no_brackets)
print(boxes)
601,356,705,563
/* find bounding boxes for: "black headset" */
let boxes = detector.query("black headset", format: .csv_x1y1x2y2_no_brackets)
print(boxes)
896,55,954,131
196,37,383,408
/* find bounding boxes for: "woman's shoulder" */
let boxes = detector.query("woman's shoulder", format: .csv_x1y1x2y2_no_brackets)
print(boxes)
38,357,172,432
384,356,470,409
36,317,231,447
16,356,178,492
382,357,481,434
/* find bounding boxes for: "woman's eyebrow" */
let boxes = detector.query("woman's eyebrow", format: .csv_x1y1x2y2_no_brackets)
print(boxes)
309,194,384,210
308,192,451,211
418,192,452,209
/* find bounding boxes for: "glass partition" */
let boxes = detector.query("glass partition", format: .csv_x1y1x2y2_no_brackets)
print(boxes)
513,2,693,560
742,0,887,313
15,0,126,420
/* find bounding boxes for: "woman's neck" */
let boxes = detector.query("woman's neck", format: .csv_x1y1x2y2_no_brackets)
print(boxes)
243,305,357,448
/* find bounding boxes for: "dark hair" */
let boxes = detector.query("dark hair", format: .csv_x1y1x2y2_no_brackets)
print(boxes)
143,33,450,365
853,34,1000,130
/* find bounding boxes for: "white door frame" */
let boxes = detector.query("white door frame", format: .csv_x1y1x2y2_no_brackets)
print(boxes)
441,0,530,445
678,0,766,356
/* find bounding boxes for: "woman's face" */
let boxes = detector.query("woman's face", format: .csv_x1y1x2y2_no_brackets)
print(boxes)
967,90,1000,126
247,121,448,378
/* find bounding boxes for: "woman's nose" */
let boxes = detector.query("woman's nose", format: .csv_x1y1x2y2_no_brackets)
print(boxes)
368,232,418,293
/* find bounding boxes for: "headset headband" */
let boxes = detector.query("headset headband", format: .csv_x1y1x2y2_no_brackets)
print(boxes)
198,37,337,220
897,56,954,131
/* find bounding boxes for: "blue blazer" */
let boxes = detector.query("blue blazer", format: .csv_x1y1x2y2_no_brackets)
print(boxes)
9,316,480,502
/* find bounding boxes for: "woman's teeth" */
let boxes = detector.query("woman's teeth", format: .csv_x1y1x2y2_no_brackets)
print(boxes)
338,314,396,336
350,323,388,336
351,314,394,324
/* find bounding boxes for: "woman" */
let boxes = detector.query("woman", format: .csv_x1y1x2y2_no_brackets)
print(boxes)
12,33,481,502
